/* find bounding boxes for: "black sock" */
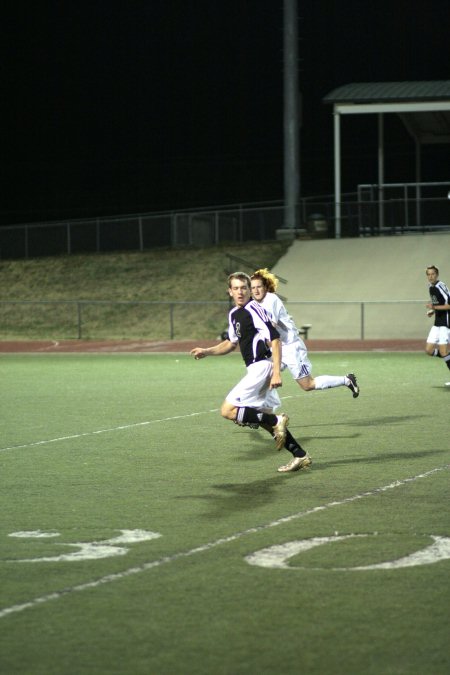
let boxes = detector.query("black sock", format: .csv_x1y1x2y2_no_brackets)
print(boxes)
236,407,277,427
284,430,306,457
444,355,450,370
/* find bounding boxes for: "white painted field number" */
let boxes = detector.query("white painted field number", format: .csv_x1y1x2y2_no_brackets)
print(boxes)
7,531,450,570
245,534,450,570
8,529,161,562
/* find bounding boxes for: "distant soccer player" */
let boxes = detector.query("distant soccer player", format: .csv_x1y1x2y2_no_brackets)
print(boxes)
190,272,312,473
250,268,359,397
425,265,450,386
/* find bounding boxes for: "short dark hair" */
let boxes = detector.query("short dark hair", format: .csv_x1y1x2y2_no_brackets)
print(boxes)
426,265,439,274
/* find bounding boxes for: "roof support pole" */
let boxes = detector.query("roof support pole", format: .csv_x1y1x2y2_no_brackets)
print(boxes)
415,139,422,227
377,113,385,230
333,109,341,238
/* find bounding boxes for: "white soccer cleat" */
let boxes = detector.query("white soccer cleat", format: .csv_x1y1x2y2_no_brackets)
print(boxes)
273,413,289,450
278,453,312,473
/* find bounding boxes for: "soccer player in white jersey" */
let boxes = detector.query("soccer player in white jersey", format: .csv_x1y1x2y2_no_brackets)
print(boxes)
425,265,450,386
250,268,359,397
190,272,312,473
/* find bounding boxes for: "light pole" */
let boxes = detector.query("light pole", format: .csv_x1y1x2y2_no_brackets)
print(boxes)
283,0,300,234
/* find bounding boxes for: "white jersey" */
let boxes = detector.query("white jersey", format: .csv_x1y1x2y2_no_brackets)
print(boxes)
259,292,304,346
257,291,349,388
257,292,310,379
254,291,351,390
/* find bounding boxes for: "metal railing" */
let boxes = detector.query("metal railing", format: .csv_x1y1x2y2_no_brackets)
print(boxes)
1,183,449,259
357,182,450,234
0,299,429,341
0,202,287,260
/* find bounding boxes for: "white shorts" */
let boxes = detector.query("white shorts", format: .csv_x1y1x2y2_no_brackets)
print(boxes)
281,340,312,381
427,325,449,345
226,360,281,412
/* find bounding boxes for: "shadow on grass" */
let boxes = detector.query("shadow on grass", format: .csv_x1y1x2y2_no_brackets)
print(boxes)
175,475,282,519
235,430,362,462
174,412,445,518
181,445,448,519
288,414,428,429
305,448,449,471
227,416,427,449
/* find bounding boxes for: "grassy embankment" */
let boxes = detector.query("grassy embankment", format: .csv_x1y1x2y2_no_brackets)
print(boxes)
0,241,290,340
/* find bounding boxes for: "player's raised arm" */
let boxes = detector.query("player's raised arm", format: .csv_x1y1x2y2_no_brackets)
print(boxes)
190,340,236,360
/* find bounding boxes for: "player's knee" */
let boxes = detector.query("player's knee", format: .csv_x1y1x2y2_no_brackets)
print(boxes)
297,377,315,391
220,402,236,420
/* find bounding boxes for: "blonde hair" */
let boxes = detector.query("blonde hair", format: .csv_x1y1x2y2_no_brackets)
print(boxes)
251,268,278,293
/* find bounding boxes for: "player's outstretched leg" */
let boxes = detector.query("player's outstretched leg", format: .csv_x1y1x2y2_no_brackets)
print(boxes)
345,373,359,398
260,415,310,470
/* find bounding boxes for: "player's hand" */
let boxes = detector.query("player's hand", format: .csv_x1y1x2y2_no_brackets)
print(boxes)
270,375,282,389
190,348,206,360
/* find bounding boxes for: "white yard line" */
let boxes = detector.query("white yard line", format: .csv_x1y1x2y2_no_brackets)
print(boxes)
0,464,448,620
0,394,298,453
0,409,220,453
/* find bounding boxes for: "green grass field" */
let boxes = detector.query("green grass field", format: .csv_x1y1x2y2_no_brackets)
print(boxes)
1,351,449,675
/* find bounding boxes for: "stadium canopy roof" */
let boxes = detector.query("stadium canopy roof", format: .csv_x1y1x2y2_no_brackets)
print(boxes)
323,81,450,236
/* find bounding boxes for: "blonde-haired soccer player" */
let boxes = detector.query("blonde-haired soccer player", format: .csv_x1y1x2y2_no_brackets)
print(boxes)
250,268,359,397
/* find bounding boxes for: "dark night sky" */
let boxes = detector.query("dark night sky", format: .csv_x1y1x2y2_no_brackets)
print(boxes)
2,0,449,225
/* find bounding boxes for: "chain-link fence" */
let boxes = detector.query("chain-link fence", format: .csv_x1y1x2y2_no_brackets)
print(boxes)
0,299,430,341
